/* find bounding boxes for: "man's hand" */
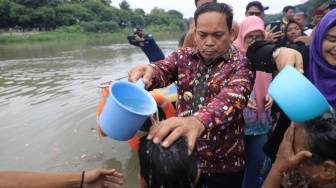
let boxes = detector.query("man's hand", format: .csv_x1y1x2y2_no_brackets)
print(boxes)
84,169,124,188
128,65,154,89
274,48,304,74
147,116,205,155
134,34,144,42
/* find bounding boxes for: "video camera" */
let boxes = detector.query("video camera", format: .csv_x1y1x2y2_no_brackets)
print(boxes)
133,27,143,38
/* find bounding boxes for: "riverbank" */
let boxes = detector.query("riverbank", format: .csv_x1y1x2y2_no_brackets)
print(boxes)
0,29,183,44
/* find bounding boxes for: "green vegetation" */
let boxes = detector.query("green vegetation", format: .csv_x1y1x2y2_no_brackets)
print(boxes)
0,0,188,34
0,29,181,44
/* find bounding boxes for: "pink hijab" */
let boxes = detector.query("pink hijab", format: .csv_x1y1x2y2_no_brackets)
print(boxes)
233,16,266,55
233,16,271,122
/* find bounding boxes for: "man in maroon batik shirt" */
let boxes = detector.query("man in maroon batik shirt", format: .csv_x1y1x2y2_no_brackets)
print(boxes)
128,2,254,188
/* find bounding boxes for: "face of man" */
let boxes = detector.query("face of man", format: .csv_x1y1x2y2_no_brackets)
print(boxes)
285,8,295,20
293,14,307,30
245,6,264,19
312,14,324,25
194,12,234,65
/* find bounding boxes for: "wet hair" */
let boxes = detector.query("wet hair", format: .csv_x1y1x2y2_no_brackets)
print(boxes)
245,1,264,13
283,5,295,13
301,110,336,164
194,2,233,31
138,136,198,188
282,19,304,43
194,0,217,7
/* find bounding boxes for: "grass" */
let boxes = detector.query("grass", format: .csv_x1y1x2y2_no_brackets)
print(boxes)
0,28,183,44
0,32,123,44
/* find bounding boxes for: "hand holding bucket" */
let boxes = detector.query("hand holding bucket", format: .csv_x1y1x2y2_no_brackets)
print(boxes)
99,78,157,141
268,66,331,122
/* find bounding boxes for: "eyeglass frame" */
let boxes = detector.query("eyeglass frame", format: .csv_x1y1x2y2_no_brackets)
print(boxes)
247,11,262,16
244,35,264,43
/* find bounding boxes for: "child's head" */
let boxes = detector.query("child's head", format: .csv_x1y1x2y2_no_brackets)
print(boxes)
293,110,336,187
138,135,199,188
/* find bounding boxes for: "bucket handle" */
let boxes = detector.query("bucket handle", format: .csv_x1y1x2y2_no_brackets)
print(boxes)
135,78,145,88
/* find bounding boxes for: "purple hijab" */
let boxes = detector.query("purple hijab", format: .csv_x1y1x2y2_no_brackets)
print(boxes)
308,9,336,109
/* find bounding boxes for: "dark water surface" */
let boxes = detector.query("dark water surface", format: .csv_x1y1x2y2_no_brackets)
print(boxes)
0,33,179,187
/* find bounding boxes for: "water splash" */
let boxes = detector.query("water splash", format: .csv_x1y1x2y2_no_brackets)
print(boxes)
149,109,159,127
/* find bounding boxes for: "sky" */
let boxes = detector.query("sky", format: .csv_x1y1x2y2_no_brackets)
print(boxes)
111,0,308,23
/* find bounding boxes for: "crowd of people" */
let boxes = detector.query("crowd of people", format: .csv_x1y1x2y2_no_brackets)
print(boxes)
1,0,336,187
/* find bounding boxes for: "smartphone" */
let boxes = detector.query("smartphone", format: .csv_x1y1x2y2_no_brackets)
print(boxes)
270,21,281,33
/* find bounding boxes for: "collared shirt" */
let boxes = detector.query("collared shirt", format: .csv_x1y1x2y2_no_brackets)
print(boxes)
149,46,255,173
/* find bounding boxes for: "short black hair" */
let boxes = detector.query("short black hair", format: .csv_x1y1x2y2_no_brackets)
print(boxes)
194,2,233,31
194,0,217,7
246,1,264,13
283,5,295,13
294,11,307,19
139,136,198,188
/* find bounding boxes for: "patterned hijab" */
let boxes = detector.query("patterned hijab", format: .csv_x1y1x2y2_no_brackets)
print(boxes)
308,9,336,109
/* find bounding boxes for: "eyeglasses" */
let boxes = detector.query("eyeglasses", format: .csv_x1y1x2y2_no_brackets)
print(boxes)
247,11,261,16
245,35,264,43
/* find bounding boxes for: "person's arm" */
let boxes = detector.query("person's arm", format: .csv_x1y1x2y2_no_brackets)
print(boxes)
0,168,124,188
262,123,312,188
148,53,255,154
134,34,145,42
246,40,307,74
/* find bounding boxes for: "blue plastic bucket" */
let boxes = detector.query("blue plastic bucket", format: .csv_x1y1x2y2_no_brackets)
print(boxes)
99,78,157,141
268,66,330,122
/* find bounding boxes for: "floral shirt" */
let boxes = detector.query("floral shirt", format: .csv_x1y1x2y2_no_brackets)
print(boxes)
149,46,254,173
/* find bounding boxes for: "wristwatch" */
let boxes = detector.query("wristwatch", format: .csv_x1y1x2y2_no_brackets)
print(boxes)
272,47,284,59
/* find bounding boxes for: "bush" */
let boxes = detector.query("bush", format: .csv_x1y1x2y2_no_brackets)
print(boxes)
97,21,118,32
81,21,96,32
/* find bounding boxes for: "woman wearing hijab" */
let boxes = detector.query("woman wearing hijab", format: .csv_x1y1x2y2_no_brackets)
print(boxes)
246,9,336,177
233,16,273,188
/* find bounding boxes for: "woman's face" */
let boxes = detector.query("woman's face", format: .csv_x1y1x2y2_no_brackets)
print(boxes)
244,30,264,49
286,22,302,42
322,26,336,66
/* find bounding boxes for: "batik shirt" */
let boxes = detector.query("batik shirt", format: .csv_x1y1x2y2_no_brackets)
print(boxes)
149,46,254,173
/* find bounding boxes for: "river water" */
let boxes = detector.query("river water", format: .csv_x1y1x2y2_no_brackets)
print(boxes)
0,33,179,187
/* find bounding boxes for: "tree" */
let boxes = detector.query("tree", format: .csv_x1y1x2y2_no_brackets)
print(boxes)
116,8,132,27
0,0,12,27
130,12,146,27
54,4,78,26
99,0,112,6
134,8,146,17
33,6,56,30
12,0,55,9
10,3,34,28
119,0,130,10
167,10,183,19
